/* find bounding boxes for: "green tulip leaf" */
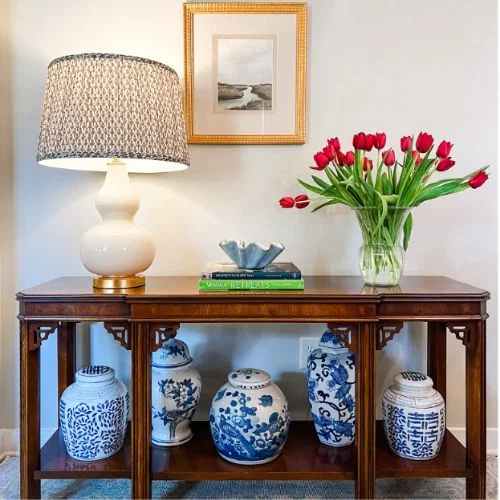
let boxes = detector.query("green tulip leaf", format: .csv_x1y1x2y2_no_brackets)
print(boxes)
312,200,339,212
311,175,330,190
297,179,323,194
403,212,413,251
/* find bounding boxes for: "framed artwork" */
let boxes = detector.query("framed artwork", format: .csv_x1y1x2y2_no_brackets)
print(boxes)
183,2,307,144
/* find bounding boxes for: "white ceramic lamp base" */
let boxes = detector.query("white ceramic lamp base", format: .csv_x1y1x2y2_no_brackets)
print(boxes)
80,160,156,289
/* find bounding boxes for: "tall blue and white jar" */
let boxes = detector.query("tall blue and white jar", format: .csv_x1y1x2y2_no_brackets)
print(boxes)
59,365,129,461
306,330,355,447
382,371,445,460
151,338,201,446
209,368,290,465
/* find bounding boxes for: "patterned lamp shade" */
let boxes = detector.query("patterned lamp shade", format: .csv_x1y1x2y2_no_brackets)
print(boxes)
37,53,190,173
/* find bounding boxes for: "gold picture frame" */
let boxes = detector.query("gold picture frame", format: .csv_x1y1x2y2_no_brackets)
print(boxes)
184,2,307,144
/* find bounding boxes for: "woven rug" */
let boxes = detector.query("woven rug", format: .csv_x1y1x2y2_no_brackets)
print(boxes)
0,455,497,499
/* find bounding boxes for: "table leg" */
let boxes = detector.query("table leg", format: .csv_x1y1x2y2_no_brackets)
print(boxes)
57,322,76,413
131,323,152,499
427,322,447,404
466,320,486,498
354,322,377,499
20,321,41,499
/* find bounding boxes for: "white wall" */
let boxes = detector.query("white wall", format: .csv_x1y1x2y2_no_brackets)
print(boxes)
2,0,497,443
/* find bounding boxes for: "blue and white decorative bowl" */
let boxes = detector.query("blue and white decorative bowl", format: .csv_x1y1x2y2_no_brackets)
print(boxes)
209,368,290,465
151,338,201,446
60,365,129,461
306,330,355,447
382,371,445,460
219,240,285,270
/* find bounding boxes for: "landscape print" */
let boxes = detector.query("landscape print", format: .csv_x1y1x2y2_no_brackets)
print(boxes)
216,37,274,111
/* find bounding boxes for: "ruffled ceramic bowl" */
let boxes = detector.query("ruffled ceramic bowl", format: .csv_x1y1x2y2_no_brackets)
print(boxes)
219,240,285,270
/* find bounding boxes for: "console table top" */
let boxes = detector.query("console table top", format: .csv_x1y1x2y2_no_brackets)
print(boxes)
17,275,489,300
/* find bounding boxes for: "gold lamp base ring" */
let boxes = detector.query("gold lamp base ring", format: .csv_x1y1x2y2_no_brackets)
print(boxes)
93,275,145,289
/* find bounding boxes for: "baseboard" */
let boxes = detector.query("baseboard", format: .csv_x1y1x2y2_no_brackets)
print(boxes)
0,428,55,460
0,426,497,460
448,427,498,454
0,428,18,460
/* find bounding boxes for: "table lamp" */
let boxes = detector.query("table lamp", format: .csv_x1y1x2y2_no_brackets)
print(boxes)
37,53,189,289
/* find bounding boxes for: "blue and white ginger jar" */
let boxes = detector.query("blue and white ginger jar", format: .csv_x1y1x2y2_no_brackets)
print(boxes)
60,365,128,461
209,368,290,465
383,371,445,460
307,330,355,447
151,338,201,446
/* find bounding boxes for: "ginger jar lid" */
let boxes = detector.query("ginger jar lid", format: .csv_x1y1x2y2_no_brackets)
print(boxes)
75,365,115,384
152,338,192,368
393,371,434,391
319,329,350,354
228,368,271,389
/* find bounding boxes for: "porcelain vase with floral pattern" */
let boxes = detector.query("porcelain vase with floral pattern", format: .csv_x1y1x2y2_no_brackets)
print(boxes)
209,368,290,465
383,371,445,460
151,338,201,446
306,330,355,447
59,365,129,461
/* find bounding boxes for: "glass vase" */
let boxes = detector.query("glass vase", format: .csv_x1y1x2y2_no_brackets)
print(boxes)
353,207,411,287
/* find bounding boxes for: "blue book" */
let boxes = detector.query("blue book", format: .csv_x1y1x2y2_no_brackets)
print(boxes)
201,262,301,280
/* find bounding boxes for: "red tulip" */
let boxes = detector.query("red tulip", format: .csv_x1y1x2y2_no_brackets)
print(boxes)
352,132,366,150
322,145,335,161
436,157,455,172
411,150,423,166
363,157,373,171
415,132,434,154
469,171,488,189
314,151,330,169
373,132,387,150
382,149,396,166
327,137,341,152
400,136,412,152
345,151,355,166
336,150,346,166
365,134,375,152
294,194,310,208
279,196,295,208
436,140,453,158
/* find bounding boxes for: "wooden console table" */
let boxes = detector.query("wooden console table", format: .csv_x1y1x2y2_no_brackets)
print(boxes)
18,276,489,499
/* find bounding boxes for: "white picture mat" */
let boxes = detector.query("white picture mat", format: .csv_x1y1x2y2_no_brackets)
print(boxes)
193,13,297,135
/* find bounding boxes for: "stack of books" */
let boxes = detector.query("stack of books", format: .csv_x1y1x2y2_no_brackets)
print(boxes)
199,262,304,291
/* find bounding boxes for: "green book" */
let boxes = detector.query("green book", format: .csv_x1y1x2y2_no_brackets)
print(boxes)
199,279,304,291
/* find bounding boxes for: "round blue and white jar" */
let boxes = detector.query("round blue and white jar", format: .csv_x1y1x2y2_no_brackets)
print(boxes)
151,338,201,446
306,330,355,447
60,365,129,461
383,371,445,460
209,368,290,465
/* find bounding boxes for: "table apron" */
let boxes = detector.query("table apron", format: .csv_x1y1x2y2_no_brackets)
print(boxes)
378,300,486,319
18,300,486,323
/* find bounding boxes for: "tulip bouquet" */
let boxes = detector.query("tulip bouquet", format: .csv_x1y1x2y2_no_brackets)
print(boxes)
279,132,489,285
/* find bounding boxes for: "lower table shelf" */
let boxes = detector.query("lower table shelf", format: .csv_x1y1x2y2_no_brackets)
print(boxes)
35,421,469,481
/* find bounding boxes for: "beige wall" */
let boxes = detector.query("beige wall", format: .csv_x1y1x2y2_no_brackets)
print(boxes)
2,0,497,442
0,0,16,429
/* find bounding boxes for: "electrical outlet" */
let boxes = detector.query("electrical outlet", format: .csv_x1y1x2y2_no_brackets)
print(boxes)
299,337,320,369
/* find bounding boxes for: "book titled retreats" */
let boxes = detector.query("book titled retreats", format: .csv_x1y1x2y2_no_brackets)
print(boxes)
199,279,304,291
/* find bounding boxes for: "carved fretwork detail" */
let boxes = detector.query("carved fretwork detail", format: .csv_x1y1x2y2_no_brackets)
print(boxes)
326,324,356,352
447,323,474,349
28,322,59,350
150,323,181,352
104,322,131,350
377,322,404,350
